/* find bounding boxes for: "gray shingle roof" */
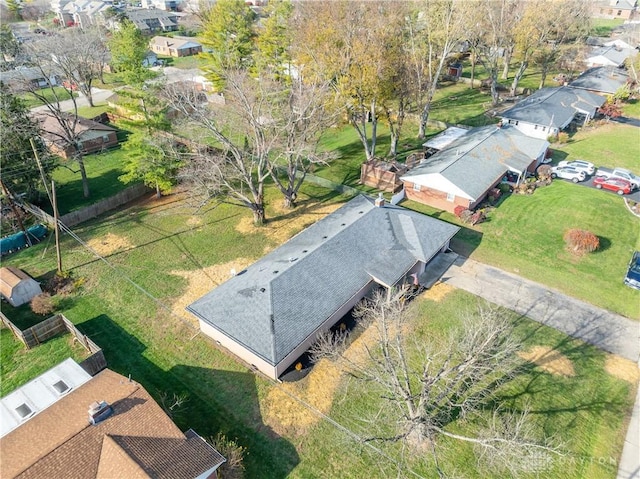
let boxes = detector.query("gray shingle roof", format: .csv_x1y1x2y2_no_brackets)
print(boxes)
187,195,459,366
401,125,548,201
588,45,635,66
500,86,605,128
570,67,630,95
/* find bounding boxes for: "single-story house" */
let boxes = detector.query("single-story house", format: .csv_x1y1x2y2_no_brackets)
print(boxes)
0,267,42,307
187,194,460,380
400,124,549,213
0,67,59,91
34,113,119,159
570,66,631,95
585,45,636,68
500,86,606,140
591,0,637,20
150,36,202,57
0,360,226,478
142,0,182,11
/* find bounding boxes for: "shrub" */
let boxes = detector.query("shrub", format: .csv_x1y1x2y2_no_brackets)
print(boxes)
31,293,55,316
454,205,467,218
555,132,569,144
209,434,245,479
537,164,552,181
470,210,486,225
564,229,599,255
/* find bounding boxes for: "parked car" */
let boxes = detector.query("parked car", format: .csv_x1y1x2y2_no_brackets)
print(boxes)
593,176,633,195
557,160,595,176
550,166,587,183
595,167,640,189
623,251,640,291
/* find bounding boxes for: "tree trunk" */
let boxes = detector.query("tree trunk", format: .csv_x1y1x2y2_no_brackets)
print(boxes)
490,71,500,106
419,102,431,139
77,155,90,198
155,182,161,198
283,192,296,209
510,61,528,97
252,203,266,225
501,46,512,80
470,53,477,89
539,68,548,90
369,99,377,160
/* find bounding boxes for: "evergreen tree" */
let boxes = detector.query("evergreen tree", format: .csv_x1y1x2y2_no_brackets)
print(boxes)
107,20,154,87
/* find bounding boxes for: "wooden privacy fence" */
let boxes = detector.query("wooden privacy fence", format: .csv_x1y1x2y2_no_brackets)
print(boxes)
0,312,107,376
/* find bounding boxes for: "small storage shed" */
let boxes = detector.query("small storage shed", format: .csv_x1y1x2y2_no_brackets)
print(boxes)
0,267,42,307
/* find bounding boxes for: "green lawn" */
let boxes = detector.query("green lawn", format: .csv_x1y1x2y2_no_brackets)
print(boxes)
45,146,134,216
622,99,640,120
0,329,90,396
589,18,625,36
19,87,75,108
157,54,206,69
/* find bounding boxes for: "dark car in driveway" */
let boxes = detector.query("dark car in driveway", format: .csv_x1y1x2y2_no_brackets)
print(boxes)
593,176,633,195
624,251,640,290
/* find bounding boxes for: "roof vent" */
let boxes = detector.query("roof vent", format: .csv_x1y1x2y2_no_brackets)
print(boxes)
273,270,279,274
15,403,34,419
288,257,298,262
302,249,308,253
259,287,266,293
88,400,113,425
52,380,70,395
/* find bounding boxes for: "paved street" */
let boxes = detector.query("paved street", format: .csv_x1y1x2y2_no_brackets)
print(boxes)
441,255,640,479
30,87,114,114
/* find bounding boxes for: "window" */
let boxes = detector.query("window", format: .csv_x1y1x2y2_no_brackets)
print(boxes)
542,126,546,132
534,124,538,130
413,183,421,192
52,380,70,394
446,192,455,202
15,403,33,419
102,135,109,143
617,10,622,15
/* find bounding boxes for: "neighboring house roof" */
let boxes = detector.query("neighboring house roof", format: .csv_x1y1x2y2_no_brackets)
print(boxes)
187,195,459,367
570,67,630,95
500,86,606,129
422,126,470,150
0,66,57,84
150,36,202,50
0,358,92,437
0,367,225,479
34,113,116,148
402,125,549,201
587,45,636,66
126,8,179,28
594,0,637,10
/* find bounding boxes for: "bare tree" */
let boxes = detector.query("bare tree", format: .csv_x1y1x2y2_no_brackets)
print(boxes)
14,42,91,197
44,27,109,108
312,287,563,477
406,0,468,138
164,71,274,224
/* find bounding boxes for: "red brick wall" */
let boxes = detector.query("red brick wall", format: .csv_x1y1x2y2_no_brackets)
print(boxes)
403,182,470,213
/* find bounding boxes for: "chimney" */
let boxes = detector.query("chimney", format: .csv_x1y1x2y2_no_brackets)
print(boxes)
88,400,113,425
374,192,385,208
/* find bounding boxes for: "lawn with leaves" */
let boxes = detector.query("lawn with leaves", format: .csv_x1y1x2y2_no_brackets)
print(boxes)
18,87,75,108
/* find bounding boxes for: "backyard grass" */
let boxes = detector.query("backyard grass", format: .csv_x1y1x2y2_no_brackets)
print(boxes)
0,328,90,396
589,18,625,36
76,103,110,119
622,99,640,119
157,54,206,70
44,146,135,215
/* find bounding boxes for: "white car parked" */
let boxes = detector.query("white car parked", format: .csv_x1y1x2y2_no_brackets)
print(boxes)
557,160,596,176
551,166,587,183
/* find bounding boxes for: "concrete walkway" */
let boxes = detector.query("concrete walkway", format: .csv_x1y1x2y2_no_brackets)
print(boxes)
441,255,640,479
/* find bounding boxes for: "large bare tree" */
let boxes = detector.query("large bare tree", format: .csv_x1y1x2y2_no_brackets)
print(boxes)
313,287,562,477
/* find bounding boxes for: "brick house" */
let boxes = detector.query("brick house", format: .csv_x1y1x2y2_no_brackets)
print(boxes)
400,124,549,213
35,113,119,159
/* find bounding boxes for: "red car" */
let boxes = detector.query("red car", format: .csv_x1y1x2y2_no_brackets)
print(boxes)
593,176,633,195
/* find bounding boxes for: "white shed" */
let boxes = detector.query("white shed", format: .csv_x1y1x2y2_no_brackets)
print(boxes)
0,267,42,307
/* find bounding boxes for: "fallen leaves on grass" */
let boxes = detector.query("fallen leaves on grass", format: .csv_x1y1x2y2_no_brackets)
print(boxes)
86,233,134,256
420,282,454,302
170,260,251,325
605,355,639,384
518,346,575,377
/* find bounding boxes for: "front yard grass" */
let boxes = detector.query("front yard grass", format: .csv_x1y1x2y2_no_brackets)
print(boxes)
18,86,75,108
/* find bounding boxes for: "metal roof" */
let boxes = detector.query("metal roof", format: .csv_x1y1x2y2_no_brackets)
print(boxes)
187,195,459,366
0,358,92,437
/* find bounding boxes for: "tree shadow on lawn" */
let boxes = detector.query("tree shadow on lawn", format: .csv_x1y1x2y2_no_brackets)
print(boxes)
78,314,299,479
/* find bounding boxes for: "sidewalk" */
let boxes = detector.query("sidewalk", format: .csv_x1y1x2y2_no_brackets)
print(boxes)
441,255,640,479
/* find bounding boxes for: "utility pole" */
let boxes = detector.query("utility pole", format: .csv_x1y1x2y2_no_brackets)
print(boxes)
30,137,52,203
0,180,31,246
51,180,62,274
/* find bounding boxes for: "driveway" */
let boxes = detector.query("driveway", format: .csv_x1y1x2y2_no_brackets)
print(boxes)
441,255,640,479
554,176,640,203
612,116,640,128
442,255,640,361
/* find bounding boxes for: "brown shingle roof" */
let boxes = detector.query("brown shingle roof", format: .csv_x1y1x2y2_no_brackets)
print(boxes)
0,369,225,479
33,112,116,147
0,266,31,290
